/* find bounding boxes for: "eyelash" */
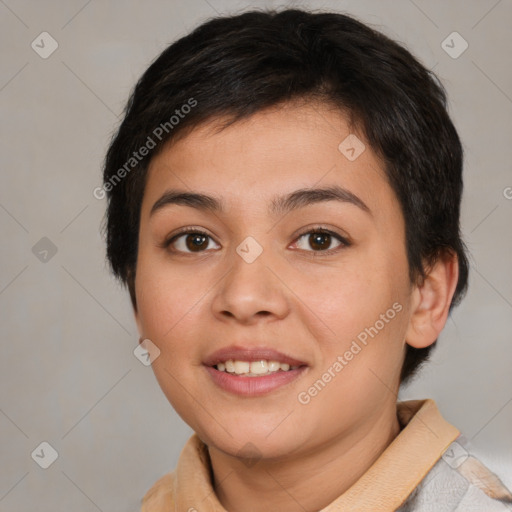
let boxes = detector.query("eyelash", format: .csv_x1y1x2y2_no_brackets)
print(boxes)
161,226,351,255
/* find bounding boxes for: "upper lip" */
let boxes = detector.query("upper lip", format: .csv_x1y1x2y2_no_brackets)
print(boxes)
203,345,308,367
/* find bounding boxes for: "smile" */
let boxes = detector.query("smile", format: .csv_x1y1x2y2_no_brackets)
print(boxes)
203,345,309,395
215,359,300,376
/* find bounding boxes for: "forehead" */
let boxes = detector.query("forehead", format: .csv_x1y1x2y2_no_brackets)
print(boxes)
141,103,394,219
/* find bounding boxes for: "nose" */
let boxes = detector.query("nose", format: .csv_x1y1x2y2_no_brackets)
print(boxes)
210,246,290,325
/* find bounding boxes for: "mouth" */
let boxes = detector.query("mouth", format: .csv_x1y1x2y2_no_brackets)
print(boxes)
213,359,301,376
203,346,309,396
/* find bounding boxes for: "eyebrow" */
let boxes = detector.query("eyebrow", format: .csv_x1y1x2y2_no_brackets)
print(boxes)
149,185,371,218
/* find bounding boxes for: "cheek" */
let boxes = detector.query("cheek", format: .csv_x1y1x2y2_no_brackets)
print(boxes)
291,254,396,333
292,247,409,375
135,255,204,342
135,261,206,405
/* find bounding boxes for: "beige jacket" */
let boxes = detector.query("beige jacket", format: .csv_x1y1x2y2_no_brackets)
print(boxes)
141,399,512,511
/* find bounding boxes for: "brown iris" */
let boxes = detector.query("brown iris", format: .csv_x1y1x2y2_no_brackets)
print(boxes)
308,232,332,251
186,233,209,252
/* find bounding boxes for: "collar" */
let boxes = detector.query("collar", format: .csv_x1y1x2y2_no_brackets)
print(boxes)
141,399,460,511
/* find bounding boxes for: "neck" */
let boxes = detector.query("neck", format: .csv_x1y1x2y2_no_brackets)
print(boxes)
208,402,401,512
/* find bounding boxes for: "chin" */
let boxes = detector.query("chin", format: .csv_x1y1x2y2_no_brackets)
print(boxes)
199,425,307,462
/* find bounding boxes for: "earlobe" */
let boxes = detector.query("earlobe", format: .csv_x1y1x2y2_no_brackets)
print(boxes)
405,252,459,349
127,268,142,336
133,297,144,339
134,308,144,339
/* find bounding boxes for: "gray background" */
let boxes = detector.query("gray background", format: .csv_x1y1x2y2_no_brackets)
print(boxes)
1,0,511,510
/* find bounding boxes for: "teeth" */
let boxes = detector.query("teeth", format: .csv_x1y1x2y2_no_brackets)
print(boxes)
234,361,250,374
267,361,280,371
250,360,269,374
214,359,300,376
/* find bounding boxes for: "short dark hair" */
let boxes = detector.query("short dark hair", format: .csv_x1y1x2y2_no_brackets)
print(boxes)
101,8,469,385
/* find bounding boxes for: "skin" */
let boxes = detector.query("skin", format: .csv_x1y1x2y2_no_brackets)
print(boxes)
134,101,459,512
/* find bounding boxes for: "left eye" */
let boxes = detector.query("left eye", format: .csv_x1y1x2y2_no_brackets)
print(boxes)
294,229,349,252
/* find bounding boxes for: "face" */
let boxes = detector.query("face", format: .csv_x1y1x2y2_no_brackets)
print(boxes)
134,102,415,460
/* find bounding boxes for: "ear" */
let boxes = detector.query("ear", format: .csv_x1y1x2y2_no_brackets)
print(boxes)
134,308,143,341
127,267,143,340
406,251,459,349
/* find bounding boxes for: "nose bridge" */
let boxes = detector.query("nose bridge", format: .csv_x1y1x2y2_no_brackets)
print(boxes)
211,236,289,323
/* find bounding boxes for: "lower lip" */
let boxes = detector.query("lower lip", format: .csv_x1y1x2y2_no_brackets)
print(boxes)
204,365,308,396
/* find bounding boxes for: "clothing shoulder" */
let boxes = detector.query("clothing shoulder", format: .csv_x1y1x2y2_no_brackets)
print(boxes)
140,471,175,512
398,437,512,511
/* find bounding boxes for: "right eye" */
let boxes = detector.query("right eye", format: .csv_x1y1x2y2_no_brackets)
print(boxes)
164,229,220,254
